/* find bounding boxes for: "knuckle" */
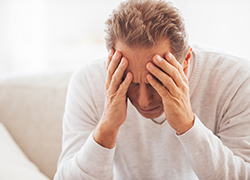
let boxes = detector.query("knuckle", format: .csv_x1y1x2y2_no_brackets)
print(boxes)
116,87,124,96
182,84,189,93
175,92,182,99
107,69,113,77
163,76,172,86
183,76,189,84
106,93,117,103
119,80,127,91
118,79,130,92
105,83,110,90
160,87,168,96
166,77,172,85
109,93,116,100
111,75,120,84
105,86,112,94
177,65,183,73
173,69,180,78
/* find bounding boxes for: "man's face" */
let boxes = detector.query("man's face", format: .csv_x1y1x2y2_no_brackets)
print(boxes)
114,39,173,119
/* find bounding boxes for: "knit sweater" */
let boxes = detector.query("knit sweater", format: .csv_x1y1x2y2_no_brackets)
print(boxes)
54,43,250,180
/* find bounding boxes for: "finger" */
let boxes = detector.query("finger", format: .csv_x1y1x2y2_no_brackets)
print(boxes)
117,72,133,96
152,55,184,87
108,57,128,93
146,73,171,98
165,53,188,84
146,62,177,95
106,48,115,70
106,51,122,90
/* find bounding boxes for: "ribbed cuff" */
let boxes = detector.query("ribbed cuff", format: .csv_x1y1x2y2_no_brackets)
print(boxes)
176,114,214,142
176,114,218,160
77,131,116,178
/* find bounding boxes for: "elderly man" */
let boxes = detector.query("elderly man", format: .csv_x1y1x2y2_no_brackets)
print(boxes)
54,0,250,179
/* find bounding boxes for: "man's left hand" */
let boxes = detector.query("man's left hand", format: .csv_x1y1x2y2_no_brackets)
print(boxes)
146,53,195,135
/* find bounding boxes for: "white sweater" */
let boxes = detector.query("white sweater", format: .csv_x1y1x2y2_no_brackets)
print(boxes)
54,44,250,180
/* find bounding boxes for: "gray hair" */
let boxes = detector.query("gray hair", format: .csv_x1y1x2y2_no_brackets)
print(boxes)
104,0,189,63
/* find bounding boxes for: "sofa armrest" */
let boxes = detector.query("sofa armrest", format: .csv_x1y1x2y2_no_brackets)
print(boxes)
0,71,73,179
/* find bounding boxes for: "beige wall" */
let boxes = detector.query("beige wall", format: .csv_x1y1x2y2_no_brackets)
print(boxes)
0,0,249,76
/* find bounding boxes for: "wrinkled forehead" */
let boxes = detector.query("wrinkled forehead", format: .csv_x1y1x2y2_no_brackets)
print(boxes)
114,40,171,81
126,51,153,71
125,53,152,83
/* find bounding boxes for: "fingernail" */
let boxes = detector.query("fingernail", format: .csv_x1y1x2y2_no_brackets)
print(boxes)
121,58,126,66
108,49,112,56
147,74,153,80
150,63,154,69
169,53,173,59
155,55,162,62
114,51,119,58
114,51,117,58
147,63,154,70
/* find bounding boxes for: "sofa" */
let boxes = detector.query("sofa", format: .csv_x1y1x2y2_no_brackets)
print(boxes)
0,71,73,180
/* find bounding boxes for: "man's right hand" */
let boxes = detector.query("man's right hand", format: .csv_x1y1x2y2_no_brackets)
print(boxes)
93,49,133,149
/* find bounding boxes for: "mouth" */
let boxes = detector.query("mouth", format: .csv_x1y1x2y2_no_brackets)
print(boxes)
139,106,160,113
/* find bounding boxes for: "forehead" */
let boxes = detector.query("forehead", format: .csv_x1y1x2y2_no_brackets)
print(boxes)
114,39,171,82
115,39,171,66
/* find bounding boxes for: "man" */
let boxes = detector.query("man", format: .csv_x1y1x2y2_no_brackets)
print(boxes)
54,0,250,179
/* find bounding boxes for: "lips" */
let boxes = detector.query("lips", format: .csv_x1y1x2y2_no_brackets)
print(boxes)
139,106,160,113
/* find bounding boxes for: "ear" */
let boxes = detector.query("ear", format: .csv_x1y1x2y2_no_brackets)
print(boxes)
181,46,192,77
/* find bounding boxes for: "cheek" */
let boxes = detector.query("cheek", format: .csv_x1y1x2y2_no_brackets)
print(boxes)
126,85,137,103
154,93,162,103
152,87,162,101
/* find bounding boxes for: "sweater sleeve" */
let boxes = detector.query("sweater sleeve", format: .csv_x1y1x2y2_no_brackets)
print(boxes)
178,44,250,180
177,115,250,180
177,76,250,180
177,49,250,179
54,63,114,180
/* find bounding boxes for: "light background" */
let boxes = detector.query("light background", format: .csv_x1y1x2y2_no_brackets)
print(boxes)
0,0,249,75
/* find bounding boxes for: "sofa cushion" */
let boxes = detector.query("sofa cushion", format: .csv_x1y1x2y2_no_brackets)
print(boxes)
0,122,50,180
0,71,73,179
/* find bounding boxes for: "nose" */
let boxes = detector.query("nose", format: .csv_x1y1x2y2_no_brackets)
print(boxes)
137,84,153,108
